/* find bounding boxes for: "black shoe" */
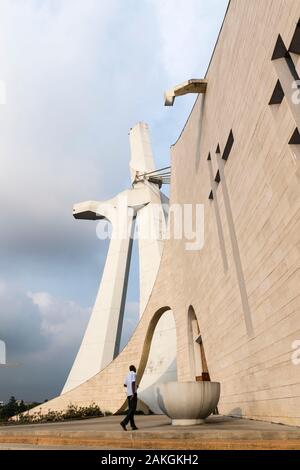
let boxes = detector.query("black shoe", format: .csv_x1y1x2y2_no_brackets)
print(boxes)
131,426,138,430
120,422,127,431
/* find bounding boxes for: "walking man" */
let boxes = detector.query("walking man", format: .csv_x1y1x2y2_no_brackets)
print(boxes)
120,365,138,431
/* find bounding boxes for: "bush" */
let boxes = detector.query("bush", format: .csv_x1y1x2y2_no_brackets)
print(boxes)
0,396,40,423
12,403,105,425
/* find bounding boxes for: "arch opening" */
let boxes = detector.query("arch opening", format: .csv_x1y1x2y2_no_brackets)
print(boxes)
137,306,177,414
188,306,211,382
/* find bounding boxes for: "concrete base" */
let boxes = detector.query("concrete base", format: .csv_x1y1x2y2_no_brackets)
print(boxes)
172,419,205,426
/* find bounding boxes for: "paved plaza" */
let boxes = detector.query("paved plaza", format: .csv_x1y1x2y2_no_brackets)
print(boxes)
0,415,300,450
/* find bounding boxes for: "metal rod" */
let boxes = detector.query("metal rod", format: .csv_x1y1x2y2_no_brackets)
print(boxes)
138,166,171,177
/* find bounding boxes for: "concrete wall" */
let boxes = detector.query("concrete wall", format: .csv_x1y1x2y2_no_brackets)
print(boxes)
27,0,300,427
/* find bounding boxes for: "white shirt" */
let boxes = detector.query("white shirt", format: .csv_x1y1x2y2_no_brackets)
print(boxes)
124,371,136,397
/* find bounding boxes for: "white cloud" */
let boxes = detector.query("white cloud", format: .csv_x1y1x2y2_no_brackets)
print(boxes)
29,290,90,348
0,0,227,400
0,281,48,355
0,281,89,356
0,280,91,401
0,279,137,401
151,0,228,82
0,0,228,266
0,0,120,262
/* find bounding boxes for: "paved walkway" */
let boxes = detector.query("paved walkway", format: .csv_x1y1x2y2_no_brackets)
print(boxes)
0,415,300,449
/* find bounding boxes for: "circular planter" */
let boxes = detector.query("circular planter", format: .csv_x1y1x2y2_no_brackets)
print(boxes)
156,381,220,425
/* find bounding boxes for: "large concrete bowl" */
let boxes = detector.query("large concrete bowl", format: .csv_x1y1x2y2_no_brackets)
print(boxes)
156,381,220,425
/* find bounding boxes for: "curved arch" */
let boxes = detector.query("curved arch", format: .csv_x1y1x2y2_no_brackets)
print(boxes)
118,306,175,413
137,306,173,381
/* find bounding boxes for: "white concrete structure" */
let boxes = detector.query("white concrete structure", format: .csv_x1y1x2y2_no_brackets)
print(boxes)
138,311,177,414
164,79,207,106
20,2,300,427
157,381,221,425
0,340,6,366
62,123,177,410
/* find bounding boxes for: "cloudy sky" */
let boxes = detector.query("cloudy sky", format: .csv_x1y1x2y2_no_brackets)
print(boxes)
0,0,228,403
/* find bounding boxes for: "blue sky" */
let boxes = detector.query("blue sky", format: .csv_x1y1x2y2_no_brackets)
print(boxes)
0,0,228,402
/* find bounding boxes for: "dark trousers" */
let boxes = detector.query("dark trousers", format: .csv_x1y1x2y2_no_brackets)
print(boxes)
122,394,137,428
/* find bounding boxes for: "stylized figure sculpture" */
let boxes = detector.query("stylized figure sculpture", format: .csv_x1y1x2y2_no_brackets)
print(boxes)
62,123,175,401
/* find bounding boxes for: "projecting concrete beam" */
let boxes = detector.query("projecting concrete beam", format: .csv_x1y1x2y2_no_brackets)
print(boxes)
164,79,207,106
73,201,105,220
